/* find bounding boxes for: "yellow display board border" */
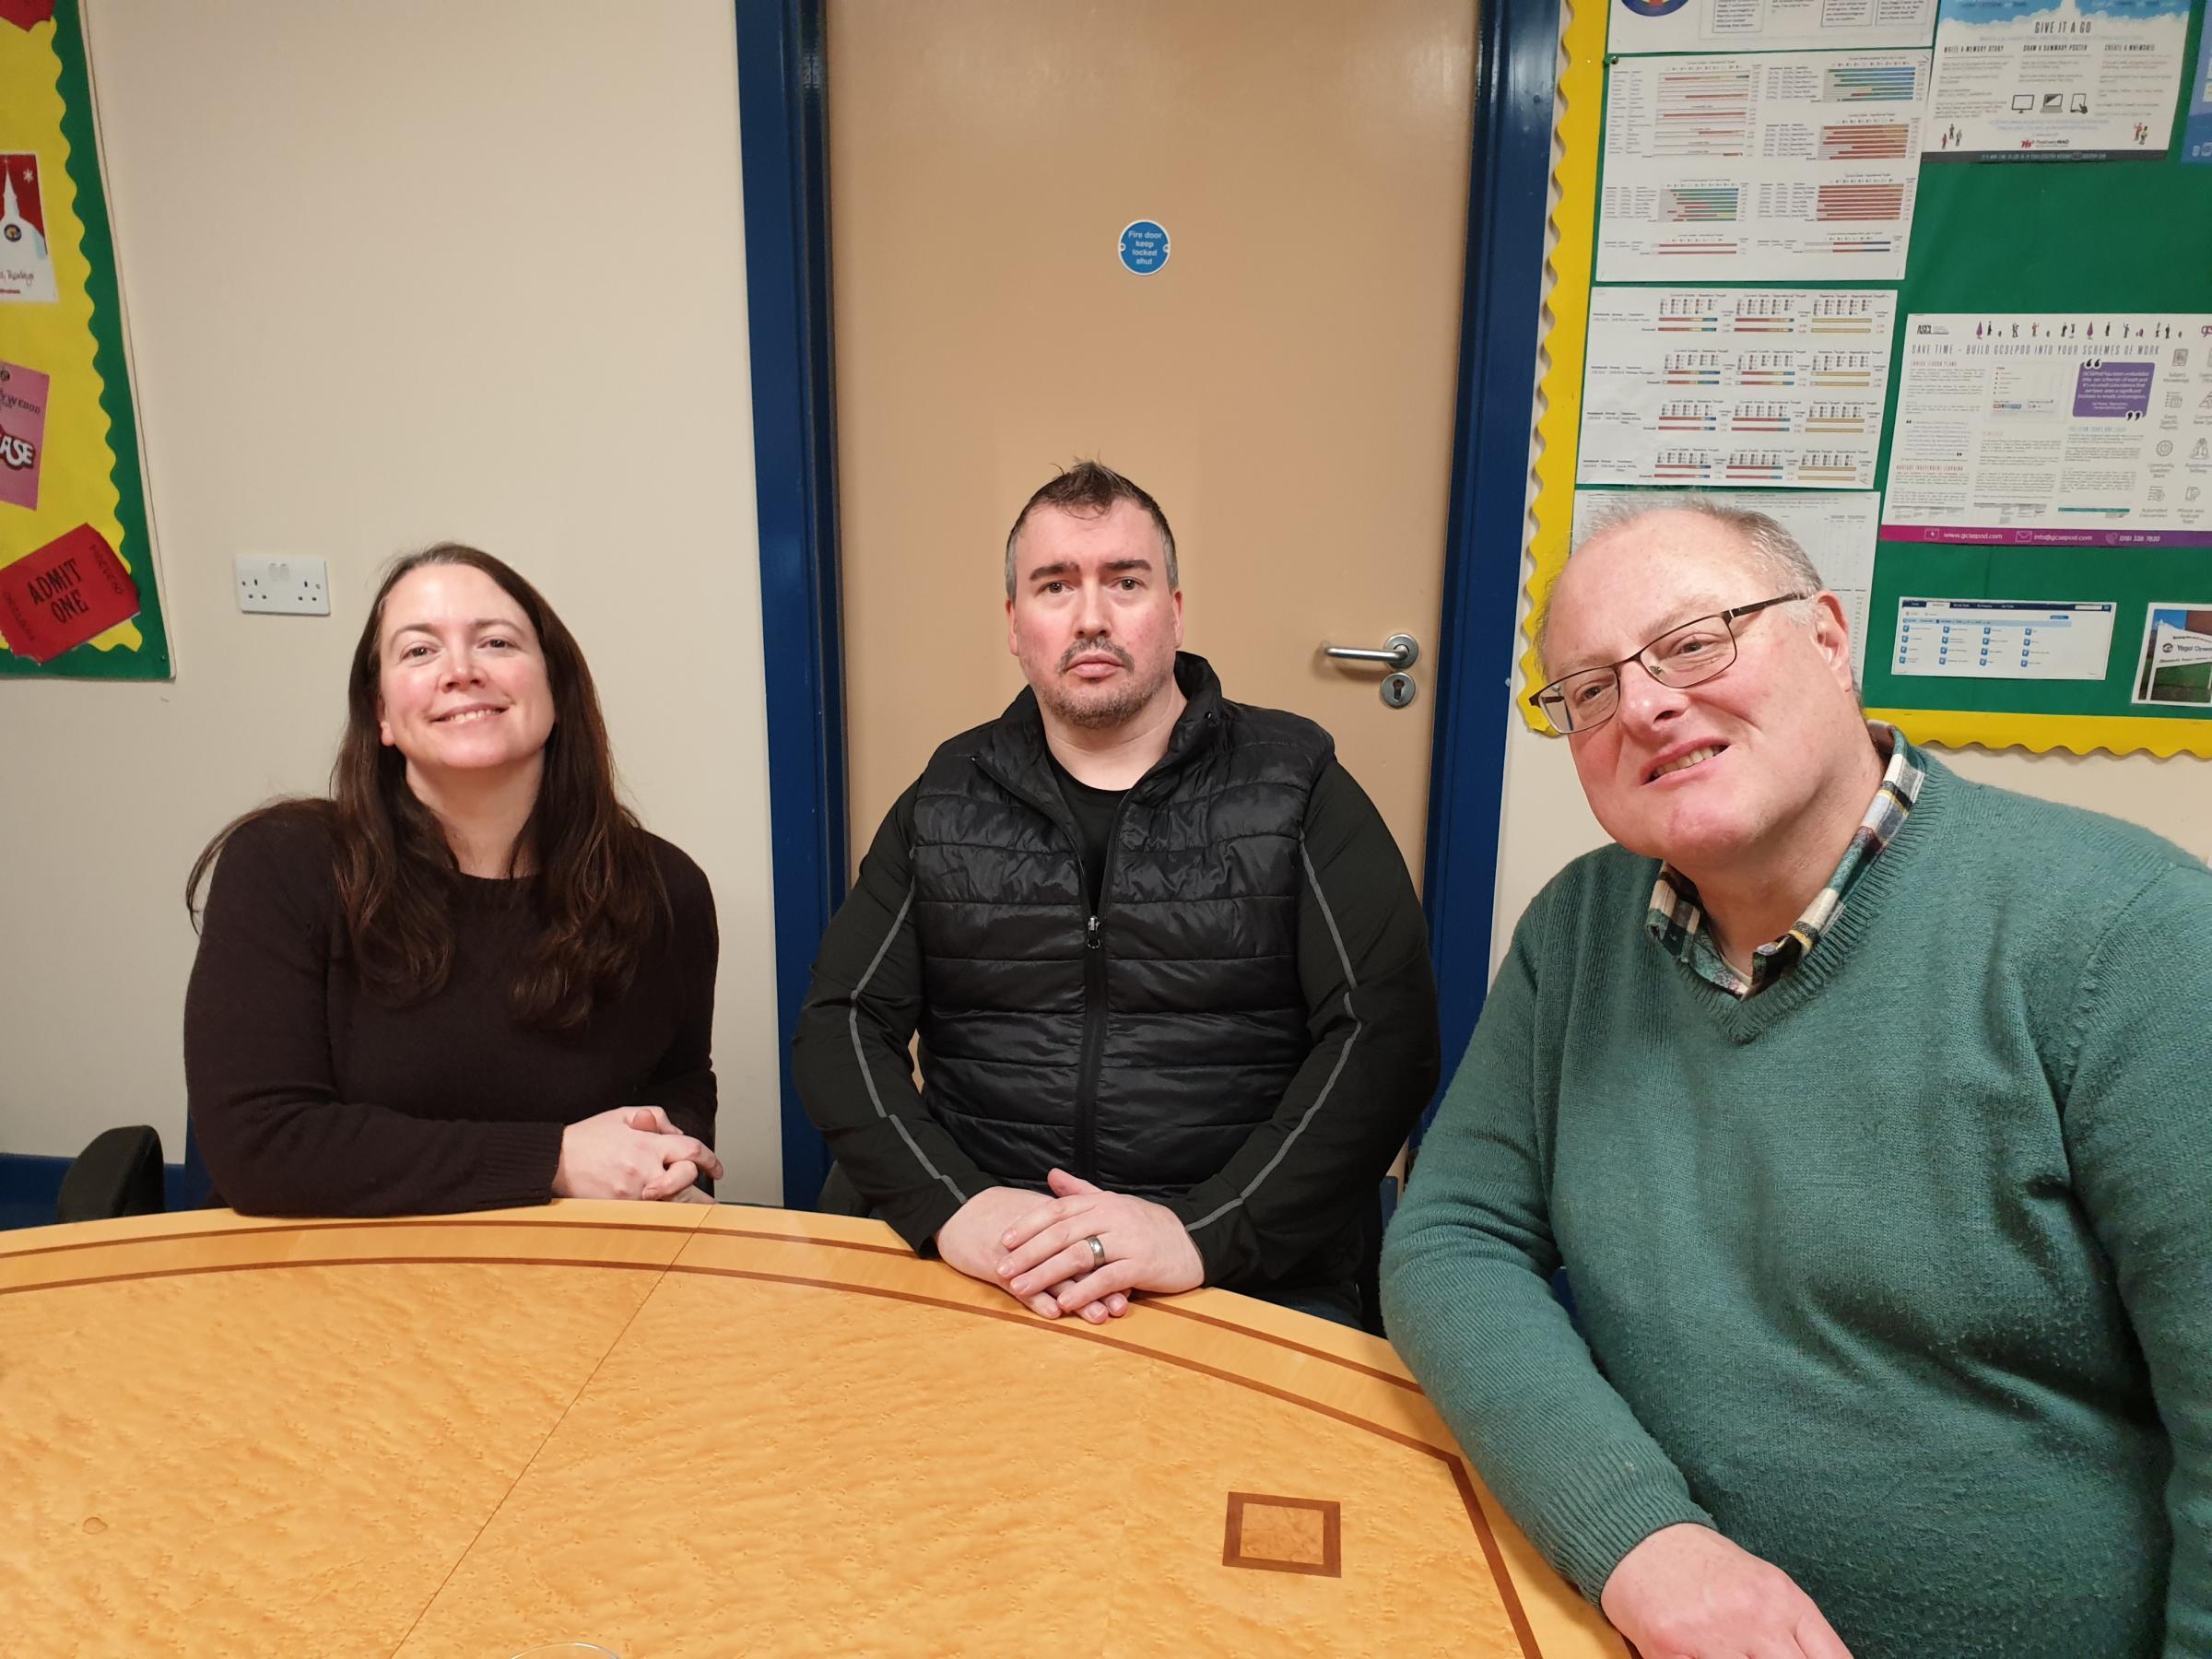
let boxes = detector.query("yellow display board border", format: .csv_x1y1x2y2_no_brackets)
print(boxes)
1515,2,2212,759
1519,0,1606,740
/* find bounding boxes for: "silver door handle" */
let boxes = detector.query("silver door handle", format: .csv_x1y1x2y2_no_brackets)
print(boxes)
1323,633,1419,670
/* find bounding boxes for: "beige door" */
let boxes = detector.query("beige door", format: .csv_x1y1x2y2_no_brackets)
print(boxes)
829,0,1477,876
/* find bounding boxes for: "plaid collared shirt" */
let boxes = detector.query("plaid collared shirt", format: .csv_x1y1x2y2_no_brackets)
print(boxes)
1646,725,1925,999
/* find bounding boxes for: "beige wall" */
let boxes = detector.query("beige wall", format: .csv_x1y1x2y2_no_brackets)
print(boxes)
0,0,785,1201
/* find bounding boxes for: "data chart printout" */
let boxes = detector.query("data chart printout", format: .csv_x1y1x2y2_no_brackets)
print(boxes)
1598,50,1933,281
1925,0,2192,161
1609,0,1938,55
1578,288,1898,489
1893,597,2118,679
1882,312,2212,547
1574,487,1882,677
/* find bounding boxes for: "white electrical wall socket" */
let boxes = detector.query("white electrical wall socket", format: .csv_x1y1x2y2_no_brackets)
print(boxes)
235,555,331,616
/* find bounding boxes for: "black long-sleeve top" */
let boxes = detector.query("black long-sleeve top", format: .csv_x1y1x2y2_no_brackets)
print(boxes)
792,759,1440,1288
183,808,718,1216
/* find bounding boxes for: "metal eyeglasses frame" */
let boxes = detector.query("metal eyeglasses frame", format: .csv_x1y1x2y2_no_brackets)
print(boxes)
1529,592,1811,735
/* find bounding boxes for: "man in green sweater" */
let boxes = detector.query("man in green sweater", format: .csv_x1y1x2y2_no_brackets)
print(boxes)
1382,500,2208,1659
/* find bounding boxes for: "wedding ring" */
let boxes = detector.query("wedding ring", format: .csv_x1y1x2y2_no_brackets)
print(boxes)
1083,1234,1105,1268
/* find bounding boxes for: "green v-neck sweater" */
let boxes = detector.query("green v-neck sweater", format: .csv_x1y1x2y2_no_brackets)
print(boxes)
1382,757,2210,1659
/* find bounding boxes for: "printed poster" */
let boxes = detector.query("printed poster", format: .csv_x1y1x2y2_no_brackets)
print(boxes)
0,151,56,301
2131,602,2212,705
1598,50,1933,281
1881,312,2212,547
1571,487,1883,677
1892,596,2119,679
0,359,46,508
1609,0,1939,53
1577,288,1897,490
1925,0,2191,159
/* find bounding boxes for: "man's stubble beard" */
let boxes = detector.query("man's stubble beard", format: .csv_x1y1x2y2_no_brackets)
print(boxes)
1039,659,1176,731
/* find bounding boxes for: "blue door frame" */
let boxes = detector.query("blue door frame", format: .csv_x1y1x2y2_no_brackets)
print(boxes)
736,0,1561,1205
1421,0,1569,1115
735,0,848,1208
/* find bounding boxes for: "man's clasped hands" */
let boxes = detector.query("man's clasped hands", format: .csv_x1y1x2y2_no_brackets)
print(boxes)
934,1169,1206,1324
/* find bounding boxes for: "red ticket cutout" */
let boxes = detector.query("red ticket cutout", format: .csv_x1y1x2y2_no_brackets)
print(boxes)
0,524,140,665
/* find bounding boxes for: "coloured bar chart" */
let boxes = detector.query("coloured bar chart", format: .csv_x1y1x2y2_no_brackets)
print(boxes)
1600,50,1931,280
1579,289,1897,488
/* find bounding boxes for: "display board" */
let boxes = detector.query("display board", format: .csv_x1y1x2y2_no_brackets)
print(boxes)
1525,0,2212,756
0,0,169,680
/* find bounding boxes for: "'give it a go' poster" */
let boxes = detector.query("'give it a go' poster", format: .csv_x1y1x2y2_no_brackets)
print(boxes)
0,1,169,679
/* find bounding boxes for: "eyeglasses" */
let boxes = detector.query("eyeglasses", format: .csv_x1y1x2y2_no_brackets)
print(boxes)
1530,593,1809,735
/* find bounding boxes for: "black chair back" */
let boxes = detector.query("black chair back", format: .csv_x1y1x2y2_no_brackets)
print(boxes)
57,1125,166,1224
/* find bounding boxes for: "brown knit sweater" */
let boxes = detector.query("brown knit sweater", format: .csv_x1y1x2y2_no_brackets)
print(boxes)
183,808,718,1216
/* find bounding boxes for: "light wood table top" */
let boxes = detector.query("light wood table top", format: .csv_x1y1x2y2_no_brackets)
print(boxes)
0,1202,1628,1657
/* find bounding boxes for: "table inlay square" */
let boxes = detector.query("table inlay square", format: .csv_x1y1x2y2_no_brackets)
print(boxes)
1223,1491,1342,1577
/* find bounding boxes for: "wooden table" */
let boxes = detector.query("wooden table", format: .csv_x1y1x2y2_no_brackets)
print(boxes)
0,1203,1628,1657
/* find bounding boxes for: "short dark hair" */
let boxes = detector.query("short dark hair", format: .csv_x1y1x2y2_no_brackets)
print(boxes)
1004,460,1178,597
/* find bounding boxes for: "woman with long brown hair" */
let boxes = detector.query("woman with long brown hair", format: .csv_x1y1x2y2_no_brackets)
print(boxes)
183,544,722,1215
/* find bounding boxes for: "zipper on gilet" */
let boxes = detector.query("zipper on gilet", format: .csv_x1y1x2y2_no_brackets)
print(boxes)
1072,793,1133,1182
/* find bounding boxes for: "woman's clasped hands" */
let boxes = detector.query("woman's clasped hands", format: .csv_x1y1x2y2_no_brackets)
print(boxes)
553,1105,723,1202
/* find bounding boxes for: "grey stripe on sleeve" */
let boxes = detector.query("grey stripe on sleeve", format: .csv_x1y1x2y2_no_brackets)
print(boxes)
848,882,969,1206
1185,840,1361,1235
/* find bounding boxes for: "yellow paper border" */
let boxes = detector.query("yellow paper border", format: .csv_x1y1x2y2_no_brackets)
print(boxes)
1867,709,2212,759
1518,0,1606,737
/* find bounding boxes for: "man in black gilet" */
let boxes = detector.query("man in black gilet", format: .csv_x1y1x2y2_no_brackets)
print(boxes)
794,462,1438,1327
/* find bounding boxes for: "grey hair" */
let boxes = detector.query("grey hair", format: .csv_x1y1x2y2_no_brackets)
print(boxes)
1537,497,1825,673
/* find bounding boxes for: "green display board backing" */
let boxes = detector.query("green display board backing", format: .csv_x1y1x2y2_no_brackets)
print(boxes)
1859,0,2212,748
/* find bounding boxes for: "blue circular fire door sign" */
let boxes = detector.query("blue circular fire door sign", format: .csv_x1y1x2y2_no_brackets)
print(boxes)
1118,219,1170,275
